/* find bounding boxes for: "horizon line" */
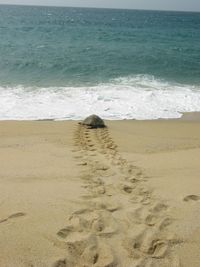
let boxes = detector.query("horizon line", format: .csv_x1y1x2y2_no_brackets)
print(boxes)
0,3,200,14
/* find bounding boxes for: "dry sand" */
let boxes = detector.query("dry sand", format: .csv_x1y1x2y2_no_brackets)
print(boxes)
0,116,200,267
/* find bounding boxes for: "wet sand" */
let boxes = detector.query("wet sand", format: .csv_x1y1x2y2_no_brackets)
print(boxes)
0,117,200,266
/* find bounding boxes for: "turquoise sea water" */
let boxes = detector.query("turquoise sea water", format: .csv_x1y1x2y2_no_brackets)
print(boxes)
0,5,200,120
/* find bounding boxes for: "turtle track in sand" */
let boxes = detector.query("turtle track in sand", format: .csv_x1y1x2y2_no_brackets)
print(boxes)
53,124,181,267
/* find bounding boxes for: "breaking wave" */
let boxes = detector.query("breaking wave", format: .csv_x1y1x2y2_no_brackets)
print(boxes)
1,75,200,120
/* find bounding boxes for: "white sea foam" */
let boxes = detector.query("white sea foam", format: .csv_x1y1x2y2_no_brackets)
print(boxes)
1,75,200,120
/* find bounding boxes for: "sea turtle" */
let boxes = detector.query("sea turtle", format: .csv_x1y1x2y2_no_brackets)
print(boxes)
79,114,106,129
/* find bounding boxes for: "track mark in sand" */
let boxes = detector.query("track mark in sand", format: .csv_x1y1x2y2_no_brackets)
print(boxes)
183,194,200,202
0,212,26,224
53,124,180,267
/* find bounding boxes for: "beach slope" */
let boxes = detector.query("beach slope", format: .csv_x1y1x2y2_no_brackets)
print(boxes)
0,119,200,266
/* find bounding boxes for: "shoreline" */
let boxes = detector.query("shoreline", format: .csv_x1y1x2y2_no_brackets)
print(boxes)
0,117,200,266
1,111,200,123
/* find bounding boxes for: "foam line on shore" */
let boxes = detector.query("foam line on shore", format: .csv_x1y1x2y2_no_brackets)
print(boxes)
1,75,200,120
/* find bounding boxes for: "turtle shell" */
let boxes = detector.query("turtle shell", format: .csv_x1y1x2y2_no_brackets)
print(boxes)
80,115,106,128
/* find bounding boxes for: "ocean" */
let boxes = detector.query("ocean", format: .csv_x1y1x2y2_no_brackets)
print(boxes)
0,5,200,120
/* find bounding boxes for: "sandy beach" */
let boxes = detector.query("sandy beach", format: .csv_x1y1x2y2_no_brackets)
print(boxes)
0,116,200,267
